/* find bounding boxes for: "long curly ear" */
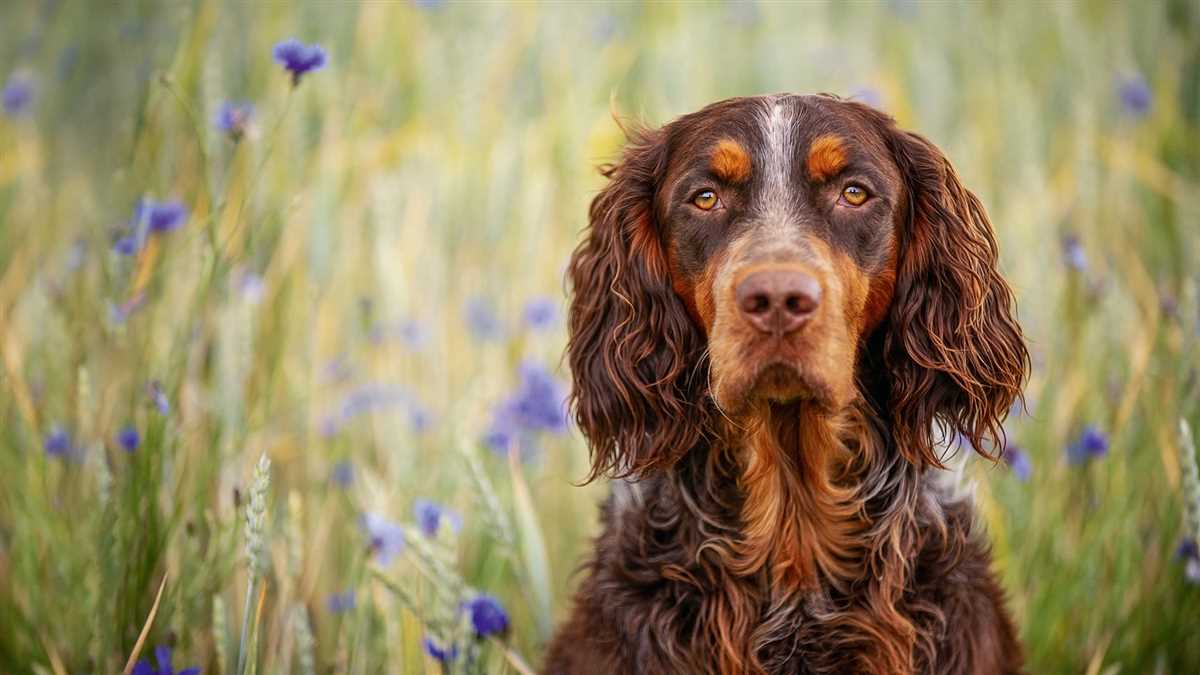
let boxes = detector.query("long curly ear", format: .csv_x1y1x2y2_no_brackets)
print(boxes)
567,126,707,481
884,129,1029,468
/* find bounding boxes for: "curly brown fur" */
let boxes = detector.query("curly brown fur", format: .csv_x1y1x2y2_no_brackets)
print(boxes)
547,94,1028,675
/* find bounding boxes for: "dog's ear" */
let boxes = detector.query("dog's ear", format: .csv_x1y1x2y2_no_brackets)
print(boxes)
566,125,707,481
883,128,1029,467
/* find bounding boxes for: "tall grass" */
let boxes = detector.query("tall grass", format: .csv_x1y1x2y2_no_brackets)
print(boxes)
0,1,1197,672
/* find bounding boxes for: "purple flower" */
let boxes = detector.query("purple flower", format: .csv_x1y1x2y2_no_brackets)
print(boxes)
319,356,353,384
236,270,265,304
466,594,510,637
1116,73,1151,117
131,645,200,675
273,39,327,86
484,361,569,455
849,86,883,110
408,400,433,433
1066,425,1110,465
413,498,462,538
117,424,140,452
214,101,253,141
1000,443,1031,482
331,460,354,488
147,381,170,415
44,426,73,458
1178,538,1200,584
1061,233,1087,272
326,589,356,613
340,383,408,419
113,234,140,256
2,74,34,116
522,296,560,332
465,296,504,341
143,200,188,233
362,513,405,566
422,636,458,662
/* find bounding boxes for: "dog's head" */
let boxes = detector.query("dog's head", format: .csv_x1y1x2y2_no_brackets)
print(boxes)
568,94,1027,478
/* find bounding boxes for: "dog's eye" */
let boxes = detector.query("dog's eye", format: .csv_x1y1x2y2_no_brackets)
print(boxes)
840,185,869,206
691,189,719,211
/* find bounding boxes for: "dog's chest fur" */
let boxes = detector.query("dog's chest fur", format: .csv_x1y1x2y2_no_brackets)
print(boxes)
545,448,1020,675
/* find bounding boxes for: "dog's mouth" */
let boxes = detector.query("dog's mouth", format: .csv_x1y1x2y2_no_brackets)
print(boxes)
714,354,837,416
750,361,812,404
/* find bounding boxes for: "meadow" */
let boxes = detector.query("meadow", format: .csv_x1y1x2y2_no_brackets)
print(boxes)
1,1,1198,673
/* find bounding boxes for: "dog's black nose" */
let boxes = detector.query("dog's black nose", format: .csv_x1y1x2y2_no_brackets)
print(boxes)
735,268,821,335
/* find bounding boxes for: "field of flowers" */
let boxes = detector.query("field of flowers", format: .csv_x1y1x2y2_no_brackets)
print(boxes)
1,2,1198,673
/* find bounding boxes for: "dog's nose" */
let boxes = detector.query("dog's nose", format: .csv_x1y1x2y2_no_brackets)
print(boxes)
735,269,821,335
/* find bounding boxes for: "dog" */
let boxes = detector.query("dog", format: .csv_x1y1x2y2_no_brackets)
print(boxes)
543,94,1029,674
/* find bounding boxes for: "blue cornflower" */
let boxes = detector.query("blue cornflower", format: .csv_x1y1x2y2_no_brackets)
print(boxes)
2,74,34,116
326,589,356,613
422,636,458,662
331,460,354,488
465,296,505,341
117,424,140,452
1066,425,1110,465
214,101,253,141
340,383,408,419
522,296,560,332
142,200,188,233
320,356,353,384
849,86,883,110
465,594,510,637
413,498,462,538
1178,538,1200,584
483,413,517,455
318,415,342,439
515,362,568,431
44,426,73,458
236,270,265,305
1116,73,1151,117
147,381,170,415
273,39,327,86
113,234,140,256
408,400,433,433
484,361,569,455
131,645,200,675
1061,233,1087,272
362,513,405,566
1000,443,1031,482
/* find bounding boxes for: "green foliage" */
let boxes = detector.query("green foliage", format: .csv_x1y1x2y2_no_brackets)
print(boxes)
0,1,1197,673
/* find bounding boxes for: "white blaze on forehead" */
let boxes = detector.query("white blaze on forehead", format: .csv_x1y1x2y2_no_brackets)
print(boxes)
756,96,799,246
758,96,796,220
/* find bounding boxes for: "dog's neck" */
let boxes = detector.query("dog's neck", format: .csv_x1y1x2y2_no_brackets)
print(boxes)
724,400,881,592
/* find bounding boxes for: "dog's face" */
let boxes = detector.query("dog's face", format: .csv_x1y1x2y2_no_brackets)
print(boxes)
568,93,1027,478
654,96,901,414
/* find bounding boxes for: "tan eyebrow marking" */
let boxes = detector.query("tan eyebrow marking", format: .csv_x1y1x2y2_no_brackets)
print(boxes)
806,134,847,182
710,138,752,183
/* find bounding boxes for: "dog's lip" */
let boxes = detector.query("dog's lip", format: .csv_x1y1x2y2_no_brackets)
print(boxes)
748,361,812,402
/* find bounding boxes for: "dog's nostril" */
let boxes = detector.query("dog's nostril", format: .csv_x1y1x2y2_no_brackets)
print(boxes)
784,292,817,316
745,293,771,315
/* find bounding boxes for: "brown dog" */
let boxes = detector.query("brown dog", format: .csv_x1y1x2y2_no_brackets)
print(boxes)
544,94,1028,675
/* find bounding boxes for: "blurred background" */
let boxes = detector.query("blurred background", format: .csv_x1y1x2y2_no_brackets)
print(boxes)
1,1,1198,673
